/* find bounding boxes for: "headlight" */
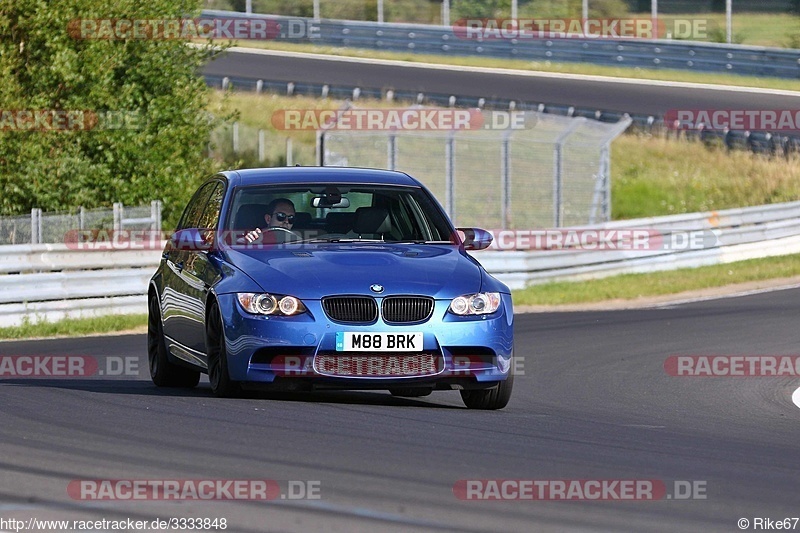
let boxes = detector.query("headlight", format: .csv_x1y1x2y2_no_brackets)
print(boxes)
237,293,306,316
448,292,501,316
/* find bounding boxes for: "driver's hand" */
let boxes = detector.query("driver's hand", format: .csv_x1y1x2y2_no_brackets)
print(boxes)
243,227,262,244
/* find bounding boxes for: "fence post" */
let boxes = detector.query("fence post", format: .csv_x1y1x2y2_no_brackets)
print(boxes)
553,144,563,228
151,200,162,233
316,130,325,166
552,119,584,227
30,208,41,244
500,130,511,229
79,206,86,231
113,202,122,233
387,132,397,170
258,129,266,162
445,131,455,222
601,145,611,222
286,137,293,166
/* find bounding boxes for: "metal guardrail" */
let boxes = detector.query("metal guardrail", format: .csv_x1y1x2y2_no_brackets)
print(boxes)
3,201,800,326
0,245,162,327
202,10,800,79
479,200,800,289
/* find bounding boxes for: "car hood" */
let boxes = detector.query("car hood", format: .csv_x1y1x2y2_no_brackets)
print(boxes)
224,243,483,299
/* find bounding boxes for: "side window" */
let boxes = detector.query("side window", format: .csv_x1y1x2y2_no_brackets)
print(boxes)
197,182,224,230
177,183,216,231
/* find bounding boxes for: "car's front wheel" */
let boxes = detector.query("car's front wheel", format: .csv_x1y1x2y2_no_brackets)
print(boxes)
206,303,241,398
148,294,200,388
460,373,513,410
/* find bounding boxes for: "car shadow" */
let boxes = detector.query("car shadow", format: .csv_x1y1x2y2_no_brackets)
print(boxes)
0,378,463,408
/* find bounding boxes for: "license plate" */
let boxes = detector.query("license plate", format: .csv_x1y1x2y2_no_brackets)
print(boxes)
335,332,423,352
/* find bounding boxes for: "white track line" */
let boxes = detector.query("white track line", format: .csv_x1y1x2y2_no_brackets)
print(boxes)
229,46,800,96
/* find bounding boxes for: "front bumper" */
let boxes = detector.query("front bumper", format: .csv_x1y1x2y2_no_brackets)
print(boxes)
217,293,514,389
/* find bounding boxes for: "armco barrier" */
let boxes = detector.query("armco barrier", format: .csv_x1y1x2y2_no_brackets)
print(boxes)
0,246,163,327
2,200,800,326
202,10,800,79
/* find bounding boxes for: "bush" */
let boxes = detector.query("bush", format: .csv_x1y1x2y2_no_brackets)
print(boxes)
0,0,228,227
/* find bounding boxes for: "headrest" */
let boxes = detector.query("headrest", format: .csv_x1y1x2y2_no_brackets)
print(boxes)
233,204,268,230
354,207,391,235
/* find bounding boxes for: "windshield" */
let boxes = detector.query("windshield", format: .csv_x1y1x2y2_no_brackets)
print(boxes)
226,183,455,243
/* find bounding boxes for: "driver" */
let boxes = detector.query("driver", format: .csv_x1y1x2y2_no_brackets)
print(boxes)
243,198,296,244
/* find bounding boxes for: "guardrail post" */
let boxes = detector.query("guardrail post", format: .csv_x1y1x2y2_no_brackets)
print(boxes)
445,130,455,222
286,137,293,166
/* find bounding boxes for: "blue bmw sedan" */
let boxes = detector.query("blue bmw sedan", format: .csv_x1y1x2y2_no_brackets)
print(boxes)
148,167,514,409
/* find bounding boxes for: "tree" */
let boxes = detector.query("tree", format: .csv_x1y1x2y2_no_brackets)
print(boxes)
0,0,225,225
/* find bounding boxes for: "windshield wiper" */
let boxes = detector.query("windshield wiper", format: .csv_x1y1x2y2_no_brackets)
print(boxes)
388,240,452,244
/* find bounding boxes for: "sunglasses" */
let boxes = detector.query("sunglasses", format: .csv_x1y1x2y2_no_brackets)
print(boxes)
272,212,295,223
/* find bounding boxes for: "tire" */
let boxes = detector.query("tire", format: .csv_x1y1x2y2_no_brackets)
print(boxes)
147,294,200,388
460,373,513,410
389,388,433,397
206,303,241,398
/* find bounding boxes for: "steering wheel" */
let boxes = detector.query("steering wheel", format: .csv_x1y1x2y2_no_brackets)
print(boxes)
264,226,300,242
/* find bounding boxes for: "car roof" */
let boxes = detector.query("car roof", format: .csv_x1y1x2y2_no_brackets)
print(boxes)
222,167,422,188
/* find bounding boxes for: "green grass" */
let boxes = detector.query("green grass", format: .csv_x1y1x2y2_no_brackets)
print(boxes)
612,133,800,218
513,254,800,306
0,314,147,340
226,38,800,92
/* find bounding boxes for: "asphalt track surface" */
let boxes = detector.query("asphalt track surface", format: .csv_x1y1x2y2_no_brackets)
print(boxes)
204,48,800,115
1,288,799,532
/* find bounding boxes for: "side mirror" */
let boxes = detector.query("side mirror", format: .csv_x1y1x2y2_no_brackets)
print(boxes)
170,228,213,252
458,228,493,251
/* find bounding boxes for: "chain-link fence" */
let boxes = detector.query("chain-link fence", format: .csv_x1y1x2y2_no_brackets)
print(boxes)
210,121,314,167
0,202,162,245
320,111,631,228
